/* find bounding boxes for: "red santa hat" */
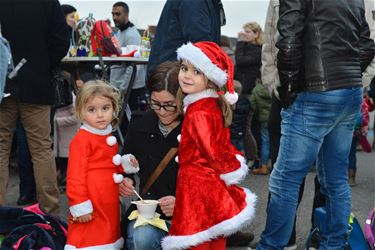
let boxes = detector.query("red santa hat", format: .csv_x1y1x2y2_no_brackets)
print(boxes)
176,41,239,104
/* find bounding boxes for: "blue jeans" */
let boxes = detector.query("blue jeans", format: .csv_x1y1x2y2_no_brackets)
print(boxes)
126,220,168,250
257,87,362,250
348,136,357,170
231,137,244,153
260,122,270,166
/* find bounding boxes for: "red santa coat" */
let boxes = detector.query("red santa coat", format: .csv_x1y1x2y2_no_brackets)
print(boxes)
65,124,123,249
162,90,256,250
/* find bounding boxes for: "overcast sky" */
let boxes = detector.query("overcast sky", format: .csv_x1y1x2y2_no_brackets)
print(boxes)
60,0,270,38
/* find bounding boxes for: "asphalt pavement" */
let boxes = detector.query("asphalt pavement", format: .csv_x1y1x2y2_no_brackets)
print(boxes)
4,136,375,250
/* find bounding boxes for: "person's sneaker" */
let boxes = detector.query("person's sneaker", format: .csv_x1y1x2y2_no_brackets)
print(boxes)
251,165,270,175
349,176,357,186
307,231,319,250
226,231,254,246
284,243,297,250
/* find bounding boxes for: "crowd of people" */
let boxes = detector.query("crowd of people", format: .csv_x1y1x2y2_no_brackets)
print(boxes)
0,0,374,249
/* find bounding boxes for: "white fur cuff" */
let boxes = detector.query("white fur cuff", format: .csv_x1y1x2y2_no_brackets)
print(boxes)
69,200,93,218
121,154,139,174
220,154,248,185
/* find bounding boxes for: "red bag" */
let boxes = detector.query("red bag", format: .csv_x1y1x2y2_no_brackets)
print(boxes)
90,20,121,56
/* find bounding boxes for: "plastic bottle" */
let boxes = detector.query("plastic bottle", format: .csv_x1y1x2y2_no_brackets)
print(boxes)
140,36,151,58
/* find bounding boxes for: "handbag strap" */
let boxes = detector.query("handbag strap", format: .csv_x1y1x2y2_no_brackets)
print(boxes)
141,147,178,196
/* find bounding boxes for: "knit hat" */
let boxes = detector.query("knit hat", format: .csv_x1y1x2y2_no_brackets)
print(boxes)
176,41,238,104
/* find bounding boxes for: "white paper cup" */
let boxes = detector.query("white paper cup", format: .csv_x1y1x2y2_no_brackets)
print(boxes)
131,200,159,219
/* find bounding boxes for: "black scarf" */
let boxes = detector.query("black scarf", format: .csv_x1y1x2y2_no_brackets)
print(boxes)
118,21,134,32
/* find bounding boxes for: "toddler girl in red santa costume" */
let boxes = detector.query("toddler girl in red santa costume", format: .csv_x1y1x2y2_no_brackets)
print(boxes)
161,41,257,250
65,80,139,250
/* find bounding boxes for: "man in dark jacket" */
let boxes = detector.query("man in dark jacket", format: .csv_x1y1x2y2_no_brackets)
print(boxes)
0,0,69,215
147,0,225,77
256,0,375,249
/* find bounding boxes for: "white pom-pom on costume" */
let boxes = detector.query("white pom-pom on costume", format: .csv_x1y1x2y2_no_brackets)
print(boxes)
112,154,122,166
177,134,181,142
106,136,117,146
121,154,140,174
224,92,239,105
113,173,124,183
175,156,179,163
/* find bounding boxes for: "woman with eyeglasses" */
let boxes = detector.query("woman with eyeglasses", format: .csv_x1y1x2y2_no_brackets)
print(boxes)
119,61,181,250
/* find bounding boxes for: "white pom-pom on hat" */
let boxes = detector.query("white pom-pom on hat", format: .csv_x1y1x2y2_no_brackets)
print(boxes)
112,154,122,166
224,92,239,105
113,173,124,183
177,134,181,142
106,136,117,146
175,156,179,163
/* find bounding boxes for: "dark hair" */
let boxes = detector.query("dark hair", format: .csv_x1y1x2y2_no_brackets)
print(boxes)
113,2,129,13
147,61,180,97
61,4,76,16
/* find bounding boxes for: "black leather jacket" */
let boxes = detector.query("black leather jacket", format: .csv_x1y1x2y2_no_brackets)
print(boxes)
276,0,375,92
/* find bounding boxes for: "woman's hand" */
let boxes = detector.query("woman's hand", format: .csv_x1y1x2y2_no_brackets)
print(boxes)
119,177,135,198
159,196,176,217
76,213,93,223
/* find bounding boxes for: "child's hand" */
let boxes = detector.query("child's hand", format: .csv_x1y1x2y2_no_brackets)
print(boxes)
159,196,176,217
119,177,135,197
129,155,138,167
362,125,368,136
76,213,93,223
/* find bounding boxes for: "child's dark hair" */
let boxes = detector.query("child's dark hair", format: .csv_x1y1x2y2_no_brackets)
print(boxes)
147,61,180,97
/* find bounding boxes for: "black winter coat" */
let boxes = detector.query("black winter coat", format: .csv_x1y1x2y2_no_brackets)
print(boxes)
0,0,69,105
123,110,181,220
276,0,375,92
147,0,222,77
234,42,262,94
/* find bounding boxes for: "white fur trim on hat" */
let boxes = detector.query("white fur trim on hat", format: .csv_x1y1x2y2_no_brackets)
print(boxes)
220,154,248,185
113,154,122,166
106,136,117,146
161,188,257,250
177,42,227,87
121,154,139,174
113,173,124,183
69,200,93,218
224,92,239,105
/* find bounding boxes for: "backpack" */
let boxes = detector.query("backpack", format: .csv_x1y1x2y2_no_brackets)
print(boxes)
71,13,96,57
306,207,369,249
90,20,121,56
0,204,67,250
0,33,13,103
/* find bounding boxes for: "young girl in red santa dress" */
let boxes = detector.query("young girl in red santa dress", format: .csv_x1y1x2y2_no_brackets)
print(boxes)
65,80,139,250
162,41,257,250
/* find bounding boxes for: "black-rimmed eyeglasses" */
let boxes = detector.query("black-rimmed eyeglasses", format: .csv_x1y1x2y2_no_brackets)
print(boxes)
149,103,177,112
